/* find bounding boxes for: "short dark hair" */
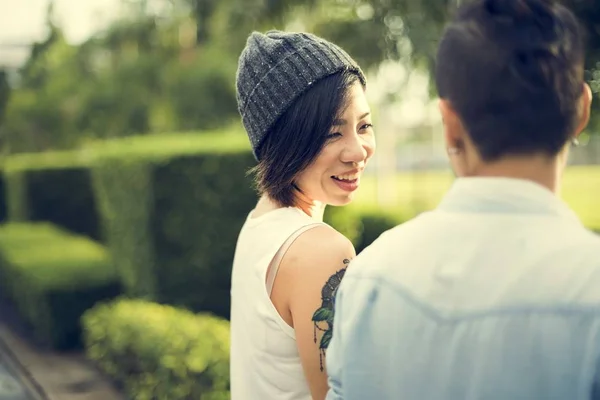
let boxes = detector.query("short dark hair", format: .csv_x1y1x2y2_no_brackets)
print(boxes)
435,0,585,161
250,70,362,207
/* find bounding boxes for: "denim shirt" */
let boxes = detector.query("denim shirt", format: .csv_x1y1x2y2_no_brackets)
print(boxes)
326,177,600,400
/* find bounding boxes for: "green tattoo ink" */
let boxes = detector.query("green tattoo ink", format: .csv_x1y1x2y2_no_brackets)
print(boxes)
311,258,350,371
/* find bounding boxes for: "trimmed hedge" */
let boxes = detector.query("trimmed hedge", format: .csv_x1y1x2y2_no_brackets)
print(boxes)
0,222,121,349
4,170,27,221
0,173,5,222
3,153,100,240
91,132,256,318
323,205,363,247
323,206,407,254
354,210,406,254
82,298,230,400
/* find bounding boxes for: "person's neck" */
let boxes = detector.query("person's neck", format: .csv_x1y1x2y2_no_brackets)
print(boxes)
254,195,325,221
294,194,325,221
470,153,565,194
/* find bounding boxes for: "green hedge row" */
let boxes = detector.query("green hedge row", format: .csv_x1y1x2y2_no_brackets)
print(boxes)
0,222,121,349
324,206,407,254
4,168,100,241
2,130,256,319
3,150,100,240
90,132,257,318
0,173,5,222
82,298,230,400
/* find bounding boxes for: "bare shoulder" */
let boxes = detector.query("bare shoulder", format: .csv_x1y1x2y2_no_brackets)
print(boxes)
284,224,355,273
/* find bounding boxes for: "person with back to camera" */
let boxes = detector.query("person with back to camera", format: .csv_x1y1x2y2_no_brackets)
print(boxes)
324,0,600,399
229,30,376,400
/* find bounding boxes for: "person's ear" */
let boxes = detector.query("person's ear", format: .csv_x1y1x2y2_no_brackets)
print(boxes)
439,99,467,152
574,83,592,140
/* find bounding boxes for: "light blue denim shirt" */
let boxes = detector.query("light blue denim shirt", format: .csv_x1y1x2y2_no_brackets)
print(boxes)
326,177,600,400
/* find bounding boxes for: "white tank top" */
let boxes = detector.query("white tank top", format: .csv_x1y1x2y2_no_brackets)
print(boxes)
230,206,325,400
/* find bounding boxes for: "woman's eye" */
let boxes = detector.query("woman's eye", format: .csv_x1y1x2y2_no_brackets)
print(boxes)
327,132,342,139
360,123,374,131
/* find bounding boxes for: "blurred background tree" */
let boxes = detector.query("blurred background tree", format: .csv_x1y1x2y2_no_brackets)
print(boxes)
1,0,600,154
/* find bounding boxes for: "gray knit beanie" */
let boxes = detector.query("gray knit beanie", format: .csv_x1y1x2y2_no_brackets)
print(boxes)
236,30,366,160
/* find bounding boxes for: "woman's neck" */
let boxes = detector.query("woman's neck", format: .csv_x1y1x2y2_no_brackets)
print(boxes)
295,197,326,221
254,195,325,221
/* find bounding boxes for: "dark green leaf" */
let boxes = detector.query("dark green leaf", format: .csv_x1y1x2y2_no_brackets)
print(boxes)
312,307,332,322
320,329,333,350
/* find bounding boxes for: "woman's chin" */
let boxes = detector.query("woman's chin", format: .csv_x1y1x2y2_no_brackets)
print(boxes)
327,194,355,207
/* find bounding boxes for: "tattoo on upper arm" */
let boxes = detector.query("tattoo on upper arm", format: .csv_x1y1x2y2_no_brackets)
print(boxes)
311,258,350,371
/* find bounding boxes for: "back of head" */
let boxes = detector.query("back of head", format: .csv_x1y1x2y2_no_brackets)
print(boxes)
435,0,585,161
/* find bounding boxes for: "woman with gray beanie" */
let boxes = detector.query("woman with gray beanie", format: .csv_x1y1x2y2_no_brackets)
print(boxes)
230,30,376,399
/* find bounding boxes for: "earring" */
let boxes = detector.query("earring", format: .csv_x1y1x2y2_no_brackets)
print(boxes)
571,137,580,147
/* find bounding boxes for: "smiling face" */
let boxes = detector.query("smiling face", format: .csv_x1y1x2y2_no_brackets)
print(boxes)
293,81,376,207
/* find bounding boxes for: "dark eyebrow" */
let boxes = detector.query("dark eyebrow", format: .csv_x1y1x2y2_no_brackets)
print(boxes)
332,112,371,126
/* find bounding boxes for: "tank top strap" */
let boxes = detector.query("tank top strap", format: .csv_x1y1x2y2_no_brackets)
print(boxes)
266,222,325,297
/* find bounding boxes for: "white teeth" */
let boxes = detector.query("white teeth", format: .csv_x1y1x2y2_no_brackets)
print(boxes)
334,174,359,181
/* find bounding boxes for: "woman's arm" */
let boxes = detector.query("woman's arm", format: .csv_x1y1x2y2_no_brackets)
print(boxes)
279,225,356,400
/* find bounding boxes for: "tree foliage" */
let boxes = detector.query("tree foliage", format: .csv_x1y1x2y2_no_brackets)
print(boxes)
2,0,600,153
314,0,600,129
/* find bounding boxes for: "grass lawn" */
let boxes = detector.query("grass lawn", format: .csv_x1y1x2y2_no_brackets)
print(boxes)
353,165,600,231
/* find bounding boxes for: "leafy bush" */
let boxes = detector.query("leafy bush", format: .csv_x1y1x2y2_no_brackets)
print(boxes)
4,170,27,222
0,223,121,349
323,205,363,246
2,129,256,319
323,206,407,255
82,298,230,400
354,210,406,254
3,152,100,240
91,131,256,318
0,173,5,222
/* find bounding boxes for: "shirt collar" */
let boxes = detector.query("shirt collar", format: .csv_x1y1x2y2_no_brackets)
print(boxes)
436,176,582,225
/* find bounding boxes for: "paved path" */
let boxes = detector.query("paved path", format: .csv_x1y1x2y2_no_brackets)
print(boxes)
0,300,124,400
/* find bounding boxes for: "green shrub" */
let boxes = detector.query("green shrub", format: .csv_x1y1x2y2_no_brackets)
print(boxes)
0,173,5,222
323,206,407,255
3,153,100,240
2,129,256,319
82,298,230,400
323,205,363,247
91,131,256,318
354,211,406,254
4,170,27,221
0,223,121,349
